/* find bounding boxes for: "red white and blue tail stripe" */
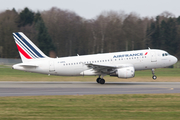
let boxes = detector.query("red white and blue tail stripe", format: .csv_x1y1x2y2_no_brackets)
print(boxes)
13,32,48,62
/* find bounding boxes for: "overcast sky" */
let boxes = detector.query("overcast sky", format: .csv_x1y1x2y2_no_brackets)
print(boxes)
0,0,180,19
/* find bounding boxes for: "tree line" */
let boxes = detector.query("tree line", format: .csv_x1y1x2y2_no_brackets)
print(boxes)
0,7,180,59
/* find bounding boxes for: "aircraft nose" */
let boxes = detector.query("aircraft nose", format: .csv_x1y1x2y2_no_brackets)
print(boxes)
172,56,178,64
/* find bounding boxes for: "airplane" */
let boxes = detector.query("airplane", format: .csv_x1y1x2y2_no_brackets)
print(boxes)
12,32,178,84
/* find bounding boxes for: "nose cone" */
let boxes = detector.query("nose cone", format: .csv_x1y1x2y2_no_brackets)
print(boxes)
172,56,178,64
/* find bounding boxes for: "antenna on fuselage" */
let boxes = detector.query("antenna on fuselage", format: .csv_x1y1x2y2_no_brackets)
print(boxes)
148,47,151,50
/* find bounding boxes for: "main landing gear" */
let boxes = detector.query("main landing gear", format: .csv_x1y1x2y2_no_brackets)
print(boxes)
96,75,105,84
152,69,157,80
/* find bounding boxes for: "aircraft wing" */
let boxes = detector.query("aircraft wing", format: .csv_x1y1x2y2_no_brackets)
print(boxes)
86,63,133,74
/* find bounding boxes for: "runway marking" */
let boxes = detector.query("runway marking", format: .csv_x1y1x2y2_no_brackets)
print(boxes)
155,87,174,90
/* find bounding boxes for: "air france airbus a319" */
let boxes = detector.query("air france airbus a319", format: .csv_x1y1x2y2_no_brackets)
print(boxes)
12,32,178,84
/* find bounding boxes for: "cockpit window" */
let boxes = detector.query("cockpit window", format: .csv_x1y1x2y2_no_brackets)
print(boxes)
162,53,169,57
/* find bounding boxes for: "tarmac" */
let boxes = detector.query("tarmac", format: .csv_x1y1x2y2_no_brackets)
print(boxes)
0,81,180,96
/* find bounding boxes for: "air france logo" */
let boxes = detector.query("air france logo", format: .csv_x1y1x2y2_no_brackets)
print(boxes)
113,52,148,58
145,52,148,55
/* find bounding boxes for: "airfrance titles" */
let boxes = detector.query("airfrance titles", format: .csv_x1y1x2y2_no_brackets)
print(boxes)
113,53,143,58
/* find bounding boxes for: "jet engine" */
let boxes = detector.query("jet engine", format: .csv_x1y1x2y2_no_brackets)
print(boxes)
115,67,135,79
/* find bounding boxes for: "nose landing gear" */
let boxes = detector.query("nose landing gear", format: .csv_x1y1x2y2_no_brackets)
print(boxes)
152,69,157,80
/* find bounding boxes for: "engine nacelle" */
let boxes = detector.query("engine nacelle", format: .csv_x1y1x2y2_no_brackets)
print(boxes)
116,67,135,79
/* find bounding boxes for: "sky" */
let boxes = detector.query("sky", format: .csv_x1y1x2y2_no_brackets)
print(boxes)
0,0,180,19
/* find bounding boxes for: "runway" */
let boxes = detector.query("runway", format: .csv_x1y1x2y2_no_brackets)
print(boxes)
0,81,180,96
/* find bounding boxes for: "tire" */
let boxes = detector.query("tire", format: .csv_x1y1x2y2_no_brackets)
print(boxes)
96,78,101,83
99,79,105,84
152,75,157,80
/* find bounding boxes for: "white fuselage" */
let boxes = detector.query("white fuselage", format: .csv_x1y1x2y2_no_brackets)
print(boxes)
13,49,178,77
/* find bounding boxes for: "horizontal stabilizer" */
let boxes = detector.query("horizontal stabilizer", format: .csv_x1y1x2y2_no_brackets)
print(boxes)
19,63,38,67
17,63,38,67
12,63,38,71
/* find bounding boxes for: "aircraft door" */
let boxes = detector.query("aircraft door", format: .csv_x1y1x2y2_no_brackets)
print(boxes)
151,51,157,62
49,61,55,72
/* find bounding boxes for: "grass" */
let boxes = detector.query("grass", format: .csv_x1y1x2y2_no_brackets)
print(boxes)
0,94,180,120
0,65,180,82
135,68,180,77
0,65,180,119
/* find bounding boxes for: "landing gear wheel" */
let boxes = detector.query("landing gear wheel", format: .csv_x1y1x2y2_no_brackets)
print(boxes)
152,75,157,80
151,69,157,80
99,79,105,84
96,78,101,83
